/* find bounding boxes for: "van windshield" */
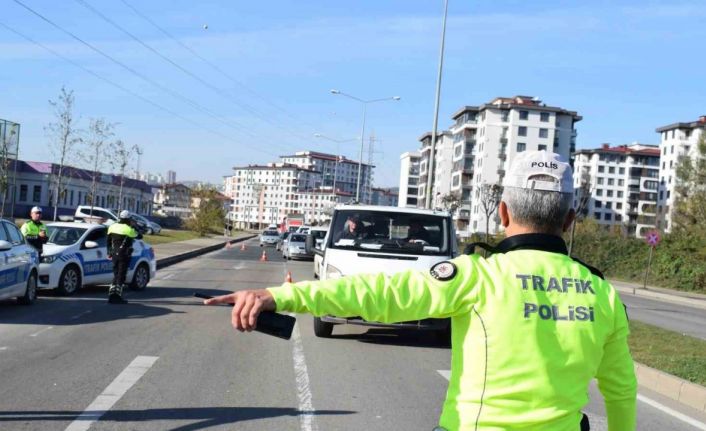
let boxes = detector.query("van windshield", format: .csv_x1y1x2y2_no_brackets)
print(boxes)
328,210,450,256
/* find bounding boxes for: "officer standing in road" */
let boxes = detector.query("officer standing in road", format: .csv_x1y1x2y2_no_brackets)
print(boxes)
107,210,141,304
206,151,637,431
20,206,48,257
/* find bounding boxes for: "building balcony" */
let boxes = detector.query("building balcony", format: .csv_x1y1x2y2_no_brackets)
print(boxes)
498,152,507,161
499,137,508,144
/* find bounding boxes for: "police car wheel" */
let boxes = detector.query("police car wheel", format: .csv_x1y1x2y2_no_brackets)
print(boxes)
17,271,38,305
313,317,334,337
57,265,81,296
129,263,150,291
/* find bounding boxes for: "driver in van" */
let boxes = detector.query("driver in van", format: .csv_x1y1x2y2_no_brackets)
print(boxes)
334,214,365,242
205,151,636,431
405,218,431,243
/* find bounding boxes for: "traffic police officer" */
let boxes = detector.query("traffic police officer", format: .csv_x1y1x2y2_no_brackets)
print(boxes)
20,206,48,257
107,210,141,304
205,151,637,431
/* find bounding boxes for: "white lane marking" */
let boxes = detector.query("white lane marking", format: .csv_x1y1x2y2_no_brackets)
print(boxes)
30,326,53,337
233,262,246,270
291,323,319,431
160,273,175,280
437,370,706,430
637,394,706,430
64,355,158,431
0,346,7,351
71,310,92,320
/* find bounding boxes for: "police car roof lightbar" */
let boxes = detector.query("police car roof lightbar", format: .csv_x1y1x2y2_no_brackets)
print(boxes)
193,293,295,340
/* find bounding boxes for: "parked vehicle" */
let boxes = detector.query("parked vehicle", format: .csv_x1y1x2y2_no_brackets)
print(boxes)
296,225,311,234
276,231,290,251
283,233,313,260
0,219,39,304
74,205,118,225
311,226,329,279
284,213,305,233
130,213,162,235
259,230,280,247
38,222,156,295
312,205,458,338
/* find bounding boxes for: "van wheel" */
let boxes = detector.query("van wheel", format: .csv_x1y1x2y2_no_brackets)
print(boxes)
313,317,334,337
17,271,38,305
129,263,150,291
57,265,81,296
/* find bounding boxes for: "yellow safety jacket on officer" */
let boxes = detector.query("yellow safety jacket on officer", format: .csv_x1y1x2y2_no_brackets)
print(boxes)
20,220,48,254
267,233,637,431
107,221,139,257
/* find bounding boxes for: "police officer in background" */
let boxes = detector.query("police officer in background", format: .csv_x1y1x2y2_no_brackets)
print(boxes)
107,210,141,304
205,151,637,431
20,206,48,257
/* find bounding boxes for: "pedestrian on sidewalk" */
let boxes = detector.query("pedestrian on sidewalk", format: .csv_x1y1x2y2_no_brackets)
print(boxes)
206,151,637,431
20,206,48,257
107,210,141,304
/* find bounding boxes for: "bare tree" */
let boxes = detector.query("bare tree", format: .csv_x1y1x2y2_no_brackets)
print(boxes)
479,183,503,243
440,191,461,212
568,169,592,255
45,87,82,221
111,140,137,212
83,118,115,217
0,121,20,218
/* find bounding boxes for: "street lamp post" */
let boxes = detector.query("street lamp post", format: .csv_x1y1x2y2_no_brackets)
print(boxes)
330,90,400,203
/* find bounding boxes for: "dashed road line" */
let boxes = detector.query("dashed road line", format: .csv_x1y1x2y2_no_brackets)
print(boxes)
70,310,92,320
30,326,53,337
64,355,159,431
291,322,318,431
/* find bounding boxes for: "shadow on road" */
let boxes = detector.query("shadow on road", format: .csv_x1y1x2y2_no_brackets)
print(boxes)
0,407,355,431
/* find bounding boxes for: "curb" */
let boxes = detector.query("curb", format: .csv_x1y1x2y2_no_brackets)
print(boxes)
155,235,256,270
614,285,706,311
636,362,706,413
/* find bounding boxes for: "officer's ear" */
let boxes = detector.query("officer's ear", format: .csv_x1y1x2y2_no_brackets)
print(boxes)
499,201,510,228
562,208,576,233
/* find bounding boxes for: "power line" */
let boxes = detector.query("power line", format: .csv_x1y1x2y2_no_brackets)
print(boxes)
0,20,280,160
12,0,259,140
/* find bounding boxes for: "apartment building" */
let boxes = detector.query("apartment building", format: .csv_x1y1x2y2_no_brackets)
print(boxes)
370,187,399,207
280,151,373,203
573,143,660,237
655,116,706,232
407,96,580,237
398,151,420,208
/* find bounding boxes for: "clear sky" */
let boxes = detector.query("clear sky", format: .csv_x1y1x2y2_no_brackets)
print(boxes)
1,0,704,186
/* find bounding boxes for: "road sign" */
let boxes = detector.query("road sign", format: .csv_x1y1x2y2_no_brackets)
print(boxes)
645,230,661,247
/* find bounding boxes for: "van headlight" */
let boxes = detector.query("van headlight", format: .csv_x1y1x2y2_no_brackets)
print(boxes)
42,255,59,264
326,264,343,279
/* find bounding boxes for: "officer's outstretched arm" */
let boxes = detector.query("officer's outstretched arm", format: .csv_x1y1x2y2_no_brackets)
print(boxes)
595,297,637,431
268,255,478,323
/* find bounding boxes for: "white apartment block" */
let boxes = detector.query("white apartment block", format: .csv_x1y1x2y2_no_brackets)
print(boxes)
417,131,454,211
655,116,706,232
409,96,580,237
280,151,373,204
398,151,421,208
573,144,660,237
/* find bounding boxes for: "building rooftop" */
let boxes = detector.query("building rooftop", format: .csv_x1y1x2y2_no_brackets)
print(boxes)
451,95,582,121
14,160,152,193
575,143,661,157
655,116,706,132
278,151,369,166
417,130,452,142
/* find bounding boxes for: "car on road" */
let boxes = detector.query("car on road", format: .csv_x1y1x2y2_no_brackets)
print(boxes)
296,225,311,234
74,205,153,234
259,230,279,247
282,233,313,260
130,213,162,235
275,231,290,251
0,219,39,305
313,205,458,338
38,222,156,295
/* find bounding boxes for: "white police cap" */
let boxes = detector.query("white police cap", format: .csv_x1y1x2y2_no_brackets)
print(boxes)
31,206,43,213
119,210,131,219
503,150,574,194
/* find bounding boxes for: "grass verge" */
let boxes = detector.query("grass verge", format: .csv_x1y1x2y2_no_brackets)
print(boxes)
628,320,706,386
143,229,202,245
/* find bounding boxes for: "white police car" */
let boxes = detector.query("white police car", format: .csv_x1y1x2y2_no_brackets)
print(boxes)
0,219,39,304
38,222,156,295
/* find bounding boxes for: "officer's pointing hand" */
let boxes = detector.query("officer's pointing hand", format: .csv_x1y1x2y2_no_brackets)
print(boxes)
204,289,276,332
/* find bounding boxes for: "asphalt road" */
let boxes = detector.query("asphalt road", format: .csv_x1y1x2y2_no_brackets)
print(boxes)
1,237,705,430
618,293,706,341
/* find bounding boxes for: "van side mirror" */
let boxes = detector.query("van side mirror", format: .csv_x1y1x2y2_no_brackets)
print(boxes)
84,240,99,249
0,240,13,251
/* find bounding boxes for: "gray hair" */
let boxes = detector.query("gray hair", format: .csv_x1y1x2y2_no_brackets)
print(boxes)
501,175,573,233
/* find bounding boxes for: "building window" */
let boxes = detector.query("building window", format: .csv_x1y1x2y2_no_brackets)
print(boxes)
501,111,509,122
671,146,674,154
594,212,601,220
606,202,612,209
618,179,624,186
659,191,663,200
540,112,550,122
597,177,604,185
616,203,622,210
519,110,529,120
595,201,602,208
598,166,604,173
538,128,548,138
663,146,667,155
607,190,613,197
518,126,527,136
517,142,526,152
19,185,27,201
616,214,622,222
33,185,41,202
596,189,603,196
607,178,614,186
538,144,547,151
608,167,615,174
604,213,612,221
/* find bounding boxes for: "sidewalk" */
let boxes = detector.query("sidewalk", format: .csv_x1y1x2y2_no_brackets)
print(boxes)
149,232,255,269
610,278,706,311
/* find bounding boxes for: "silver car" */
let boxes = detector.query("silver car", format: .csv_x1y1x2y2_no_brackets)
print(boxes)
283,233,313,260
259,230,279,246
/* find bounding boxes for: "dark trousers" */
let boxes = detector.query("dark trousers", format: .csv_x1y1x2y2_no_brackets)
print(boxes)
111,254,130,287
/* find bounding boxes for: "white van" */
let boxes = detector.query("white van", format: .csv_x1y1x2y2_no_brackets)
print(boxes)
312,205,458,338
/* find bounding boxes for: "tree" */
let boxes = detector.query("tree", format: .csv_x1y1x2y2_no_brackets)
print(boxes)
45,87,81,221
110,140,137,212
187,188,226,236
673,131,706,233
83,119,115,217
568,168,592,255
439,191,461,213
479,183,503,243
0,121,20,218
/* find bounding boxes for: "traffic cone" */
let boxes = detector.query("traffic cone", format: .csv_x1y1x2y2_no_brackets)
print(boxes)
285,271,293,283
240,242,246,251
260,250,268,262
224,241,232,250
